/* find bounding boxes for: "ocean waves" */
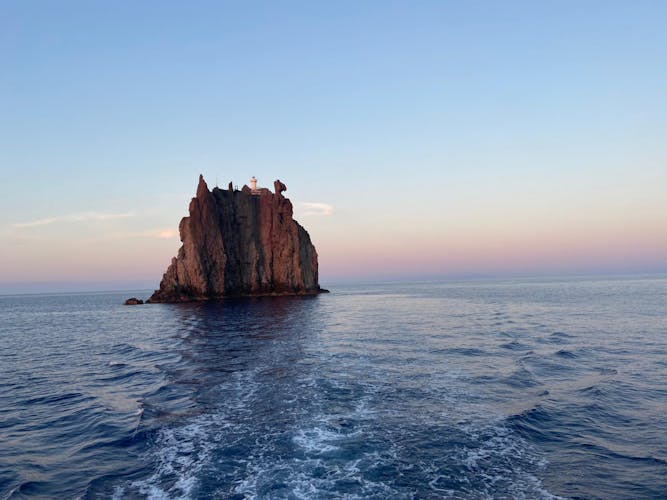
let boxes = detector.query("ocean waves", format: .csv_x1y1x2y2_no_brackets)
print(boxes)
1,277,666,498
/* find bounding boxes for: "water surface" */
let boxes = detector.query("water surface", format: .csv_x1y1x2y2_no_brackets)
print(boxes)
1,277,666,498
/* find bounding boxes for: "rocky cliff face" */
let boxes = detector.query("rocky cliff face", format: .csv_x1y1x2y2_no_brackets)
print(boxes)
148,175,324,302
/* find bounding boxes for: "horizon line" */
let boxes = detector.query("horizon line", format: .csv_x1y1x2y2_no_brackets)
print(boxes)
1,270,666,296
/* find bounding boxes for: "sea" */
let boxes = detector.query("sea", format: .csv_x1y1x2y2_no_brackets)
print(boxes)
1,276,666,499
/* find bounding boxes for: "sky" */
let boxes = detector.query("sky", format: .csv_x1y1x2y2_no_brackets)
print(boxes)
1,1,666,292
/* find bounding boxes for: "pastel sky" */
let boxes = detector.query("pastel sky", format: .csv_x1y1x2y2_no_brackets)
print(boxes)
1,1,666,292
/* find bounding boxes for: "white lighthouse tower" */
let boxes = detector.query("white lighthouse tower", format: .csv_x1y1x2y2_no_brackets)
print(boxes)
250,176,257,191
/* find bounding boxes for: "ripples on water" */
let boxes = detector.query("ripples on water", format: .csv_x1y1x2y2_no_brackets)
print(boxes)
1,277,666,499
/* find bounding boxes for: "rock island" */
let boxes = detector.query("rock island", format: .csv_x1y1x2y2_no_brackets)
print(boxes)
148,175,325,302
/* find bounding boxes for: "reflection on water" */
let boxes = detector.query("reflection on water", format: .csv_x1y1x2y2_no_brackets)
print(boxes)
161,295,327,410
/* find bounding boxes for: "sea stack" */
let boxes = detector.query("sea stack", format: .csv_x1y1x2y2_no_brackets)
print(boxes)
148,175,325,302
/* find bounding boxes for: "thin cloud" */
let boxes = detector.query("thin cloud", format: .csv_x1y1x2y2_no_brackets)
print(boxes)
13,212,135,228
96,229,179,240
156,229,178,239
299,202,334,216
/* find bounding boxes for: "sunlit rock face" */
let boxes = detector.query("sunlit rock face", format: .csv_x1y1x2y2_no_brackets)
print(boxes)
148,175,323,302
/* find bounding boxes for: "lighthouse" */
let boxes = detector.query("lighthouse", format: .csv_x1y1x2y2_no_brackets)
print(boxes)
250,176,257,191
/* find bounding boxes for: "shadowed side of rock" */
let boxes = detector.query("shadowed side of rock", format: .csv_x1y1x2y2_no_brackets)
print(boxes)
147,175,325,302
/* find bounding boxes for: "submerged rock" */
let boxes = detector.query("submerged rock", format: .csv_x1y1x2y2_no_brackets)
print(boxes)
148,175,326,303
123,297,144,305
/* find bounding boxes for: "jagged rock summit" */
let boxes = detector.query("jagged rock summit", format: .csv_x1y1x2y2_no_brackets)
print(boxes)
148,175,325,302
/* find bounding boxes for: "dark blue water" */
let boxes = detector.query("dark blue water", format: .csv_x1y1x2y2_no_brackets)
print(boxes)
1,277,666,499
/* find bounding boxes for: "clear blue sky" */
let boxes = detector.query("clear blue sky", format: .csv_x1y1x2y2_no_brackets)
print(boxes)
1,1,666,292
